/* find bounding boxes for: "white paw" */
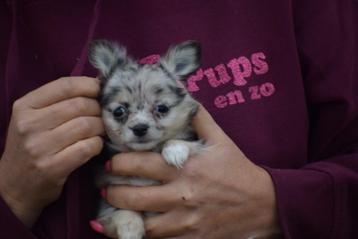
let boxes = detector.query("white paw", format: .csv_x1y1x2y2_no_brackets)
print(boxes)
98,210,145,239
162,142,189,168
114,210,144,239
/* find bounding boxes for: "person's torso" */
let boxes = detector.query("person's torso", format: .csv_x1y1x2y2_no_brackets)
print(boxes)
2,1,308,238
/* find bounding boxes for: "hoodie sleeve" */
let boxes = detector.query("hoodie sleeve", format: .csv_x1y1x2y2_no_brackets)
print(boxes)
0,2,40,239
265,0,358,238
0,0,11,156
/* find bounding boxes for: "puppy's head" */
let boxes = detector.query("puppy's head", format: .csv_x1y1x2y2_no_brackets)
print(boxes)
89,40,200,151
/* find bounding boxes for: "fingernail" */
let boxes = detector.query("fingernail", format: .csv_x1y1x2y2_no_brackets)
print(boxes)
89,220,104,233
101,188,107,199
105,160,111,172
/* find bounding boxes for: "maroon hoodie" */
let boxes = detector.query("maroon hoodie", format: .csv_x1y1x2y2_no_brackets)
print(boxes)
1,0,358,238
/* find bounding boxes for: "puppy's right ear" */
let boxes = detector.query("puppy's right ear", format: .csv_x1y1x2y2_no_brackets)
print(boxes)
89,40,127,77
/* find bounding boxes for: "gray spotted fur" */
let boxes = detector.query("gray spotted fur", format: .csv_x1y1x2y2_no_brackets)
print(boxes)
89,40,203,238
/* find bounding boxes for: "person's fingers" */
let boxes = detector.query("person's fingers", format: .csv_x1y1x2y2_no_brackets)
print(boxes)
27,97,101,130
192,104,226,142
51,116,104,152
145,209,197,238
19,77,100,109
106,184,181,212
109,152,179,182
33,116,104,155
50,136,103,177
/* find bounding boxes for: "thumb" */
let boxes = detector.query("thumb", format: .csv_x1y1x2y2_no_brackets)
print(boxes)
192,104,226,141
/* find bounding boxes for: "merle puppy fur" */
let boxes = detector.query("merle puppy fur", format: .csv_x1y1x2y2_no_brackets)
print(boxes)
89,40,203,239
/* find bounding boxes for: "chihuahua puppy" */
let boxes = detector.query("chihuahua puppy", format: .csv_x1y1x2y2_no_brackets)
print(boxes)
89,40,203,238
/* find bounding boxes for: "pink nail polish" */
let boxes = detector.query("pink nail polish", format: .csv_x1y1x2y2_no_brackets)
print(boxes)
89,220,104,233
105,160,111,172
101,188,107,199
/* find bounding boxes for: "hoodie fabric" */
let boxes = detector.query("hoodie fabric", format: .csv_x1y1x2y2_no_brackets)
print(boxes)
1,0,358,238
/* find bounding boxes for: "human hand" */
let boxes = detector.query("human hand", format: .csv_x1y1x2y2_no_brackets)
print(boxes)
0,77,104,227
104,105,281,238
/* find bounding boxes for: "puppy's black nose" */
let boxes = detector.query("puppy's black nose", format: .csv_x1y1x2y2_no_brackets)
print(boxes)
131,124,149,137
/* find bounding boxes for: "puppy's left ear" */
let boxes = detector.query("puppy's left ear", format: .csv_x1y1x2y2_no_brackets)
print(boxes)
161,41,201,79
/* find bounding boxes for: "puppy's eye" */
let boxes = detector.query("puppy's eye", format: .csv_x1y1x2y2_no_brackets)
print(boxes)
155,104,169,114
113,106,127,118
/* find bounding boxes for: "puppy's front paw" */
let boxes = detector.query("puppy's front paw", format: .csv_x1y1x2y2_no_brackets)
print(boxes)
94,210,145,239
162,140,190,168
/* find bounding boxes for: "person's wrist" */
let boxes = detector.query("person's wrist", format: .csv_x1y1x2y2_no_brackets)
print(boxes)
0,160,42,227
2,192,42,227
254,165,282,237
